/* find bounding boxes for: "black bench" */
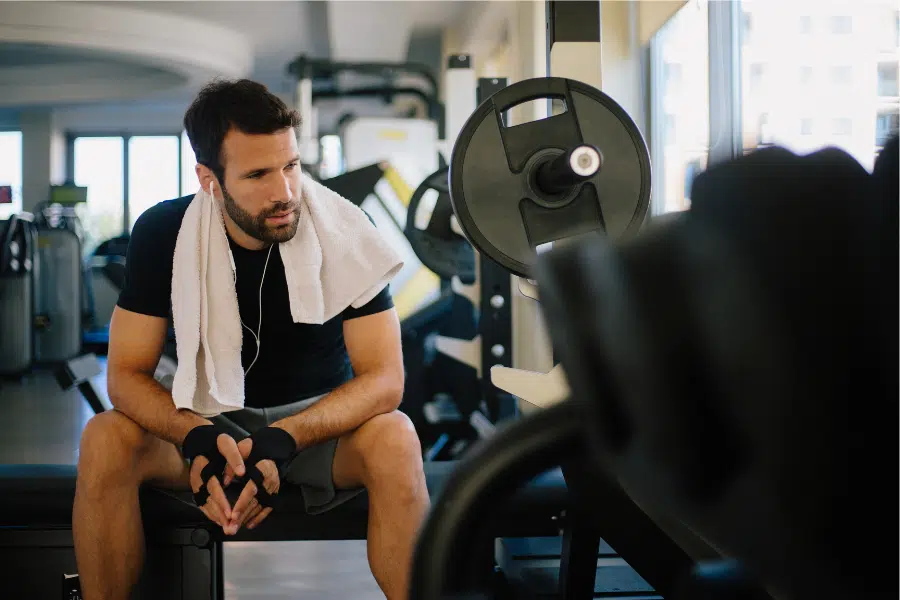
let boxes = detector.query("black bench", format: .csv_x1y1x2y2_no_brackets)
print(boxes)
0,462,568,599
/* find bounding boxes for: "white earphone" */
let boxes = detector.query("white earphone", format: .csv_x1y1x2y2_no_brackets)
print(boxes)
210,180,272,376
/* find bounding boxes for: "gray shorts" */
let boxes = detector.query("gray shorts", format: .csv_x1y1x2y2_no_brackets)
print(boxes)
208,395,364,515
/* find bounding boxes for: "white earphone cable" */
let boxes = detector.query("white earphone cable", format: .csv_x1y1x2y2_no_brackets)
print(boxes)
211,180,273,377
243,244,273,376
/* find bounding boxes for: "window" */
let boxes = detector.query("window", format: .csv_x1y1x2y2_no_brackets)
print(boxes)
70,133,198,250
664,63,684,95
73,137,125,252
877,62,899,97
799,66,813,85
830,65,853,86
0,131,22,219
750,64,766,92
832,118,853,136
876,110,899,146
740,0,895,170
128,136,179,229
800,118,814,135
319,135,344,179
895,12,899,47
799,15,812,34
181,131,198,195
652,0,709,213
665,114,677,144
742,10,752,41
830,15,852,34
757,113,772,145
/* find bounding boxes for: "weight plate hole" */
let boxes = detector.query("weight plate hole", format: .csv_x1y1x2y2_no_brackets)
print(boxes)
502,98,567,128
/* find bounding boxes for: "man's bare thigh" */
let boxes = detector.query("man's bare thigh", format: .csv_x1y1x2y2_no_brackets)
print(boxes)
99,409,191,490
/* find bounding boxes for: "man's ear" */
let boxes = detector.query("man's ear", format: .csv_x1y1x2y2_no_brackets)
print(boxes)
195,163,219,194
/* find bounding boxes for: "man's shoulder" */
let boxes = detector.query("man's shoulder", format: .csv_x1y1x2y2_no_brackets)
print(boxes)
128,194,194,261
133,194,194,236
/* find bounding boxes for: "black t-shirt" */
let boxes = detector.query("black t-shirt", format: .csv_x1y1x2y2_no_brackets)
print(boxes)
117,195,394,408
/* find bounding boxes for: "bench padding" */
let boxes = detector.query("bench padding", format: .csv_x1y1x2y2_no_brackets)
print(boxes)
0,462,568,541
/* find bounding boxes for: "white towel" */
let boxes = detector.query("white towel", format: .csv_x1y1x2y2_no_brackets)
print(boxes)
169,174,404,417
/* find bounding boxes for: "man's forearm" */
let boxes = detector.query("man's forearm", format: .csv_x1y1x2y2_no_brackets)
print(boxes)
272,371,402,450
108,370,211,446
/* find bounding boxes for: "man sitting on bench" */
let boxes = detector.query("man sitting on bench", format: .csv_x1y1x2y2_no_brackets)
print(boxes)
72,79,429,600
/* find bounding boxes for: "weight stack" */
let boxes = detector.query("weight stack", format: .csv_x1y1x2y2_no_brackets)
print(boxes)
34,228,83,363
0,217,36,376
0,271,33,375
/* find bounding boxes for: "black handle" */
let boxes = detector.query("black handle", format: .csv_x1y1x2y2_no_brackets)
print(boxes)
0,214,20,276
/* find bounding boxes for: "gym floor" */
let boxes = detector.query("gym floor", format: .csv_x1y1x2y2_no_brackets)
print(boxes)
0,365,383,600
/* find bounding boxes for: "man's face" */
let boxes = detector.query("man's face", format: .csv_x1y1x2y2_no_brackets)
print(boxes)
219,127,302,244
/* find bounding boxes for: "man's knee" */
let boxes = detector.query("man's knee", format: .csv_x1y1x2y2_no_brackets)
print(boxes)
78,410,150,488
357,412,424,492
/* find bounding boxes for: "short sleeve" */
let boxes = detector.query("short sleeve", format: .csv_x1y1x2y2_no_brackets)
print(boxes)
116,205,179,319
342,210,396,320
343,285,395,320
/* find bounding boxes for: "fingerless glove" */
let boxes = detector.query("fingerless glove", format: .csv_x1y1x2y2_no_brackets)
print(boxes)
181,424,228,507
243,427,298,508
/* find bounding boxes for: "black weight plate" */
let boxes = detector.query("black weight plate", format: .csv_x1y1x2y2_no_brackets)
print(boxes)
405,167,476,283
449,77,651,278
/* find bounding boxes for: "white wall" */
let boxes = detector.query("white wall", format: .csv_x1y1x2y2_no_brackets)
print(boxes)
53,102,188,135
601,1,649,137
20,110,65,212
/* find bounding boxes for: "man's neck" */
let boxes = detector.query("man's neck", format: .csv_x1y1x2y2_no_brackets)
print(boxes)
223,213,269,251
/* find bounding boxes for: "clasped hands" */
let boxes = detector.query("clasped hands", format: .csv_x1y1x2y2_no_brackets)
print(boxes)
181,424,297,535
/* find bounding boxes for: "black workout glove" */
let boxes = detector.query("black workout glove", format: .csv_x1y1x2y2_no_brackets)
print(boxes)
242,426,298,508
181,424,228,507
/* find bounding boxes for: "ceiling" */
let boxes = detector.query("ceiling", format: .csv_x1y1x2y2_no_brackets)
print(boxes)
0,0,472,110
90,0,332,97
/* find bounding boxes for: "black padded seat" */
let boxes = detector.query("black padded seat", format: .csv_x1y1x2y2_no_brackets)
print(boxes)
0,462,568,541
0,464,203,529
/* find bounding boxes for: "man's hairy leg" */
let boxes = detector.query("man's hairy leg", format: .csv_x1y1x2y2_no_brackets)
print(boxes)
332,411,430,600
73,410,190,600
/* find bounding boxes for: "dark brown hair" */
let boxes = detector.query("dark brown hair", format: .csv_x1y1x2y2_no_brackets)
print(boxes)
183,78,301,182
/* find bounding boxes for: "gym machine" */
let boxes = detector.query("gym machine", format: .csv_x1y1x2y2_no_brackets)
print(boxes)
404,57,519,461
410,2,727,599
409,1,899,598
0,213,37,376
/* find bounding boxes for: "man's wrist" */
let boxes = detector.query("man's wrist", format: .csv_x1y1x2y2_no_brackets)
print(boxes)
168,410,214,448
270,421,301,450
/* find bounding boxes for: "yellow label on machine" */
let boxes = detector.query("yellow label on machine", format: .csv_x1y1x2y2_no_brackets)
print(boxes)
393,266,440,321
377,129,409,141
381,167,413,208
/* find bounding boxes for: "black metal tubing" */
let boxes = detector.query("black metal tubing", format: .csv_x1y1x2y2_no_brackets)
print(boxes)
546,0,601,86
287,55,439,96
409,401,583,600
708,0,743,166
558,503,603,598
478,255,512,422
473,76,513,424
313,85,433,106
546,0,601,44
312,86,445,133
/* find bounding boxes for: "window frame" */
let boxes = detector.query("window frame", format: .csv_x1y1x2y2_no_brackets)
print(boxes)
649,0,742,214
650,0,898,212
66,131,186,236
0,128,24,217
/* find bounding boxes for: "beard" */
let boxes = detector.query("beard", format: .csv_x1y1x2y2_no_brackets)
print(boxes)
222,185,300,244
